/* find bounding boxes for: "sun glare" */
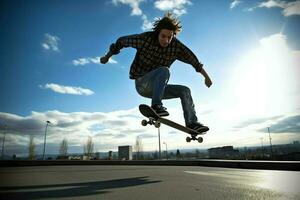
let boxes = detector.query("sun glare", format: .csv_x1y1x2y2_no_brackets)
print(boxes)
231,34,298,118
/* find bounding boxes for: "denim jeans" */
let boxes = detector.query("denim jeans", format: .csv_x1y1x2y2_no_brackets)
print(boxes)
135,66,198,126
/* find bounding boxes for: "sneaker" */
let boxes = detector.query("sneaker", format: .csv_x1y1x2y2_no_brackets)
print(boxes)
187,122,209,132
151,104,169,117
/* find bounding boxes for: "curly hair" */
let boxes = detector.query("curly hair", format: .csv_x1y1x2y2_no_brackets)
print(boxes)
152,12,182,36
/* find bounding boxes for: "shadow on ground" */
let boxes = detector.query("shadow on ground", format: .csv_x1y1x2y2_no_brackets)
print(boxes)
0,176,161,200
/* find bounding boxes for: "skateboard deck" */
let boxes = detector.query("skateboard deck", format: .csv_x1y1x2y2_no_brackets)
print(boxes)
139,104,208,143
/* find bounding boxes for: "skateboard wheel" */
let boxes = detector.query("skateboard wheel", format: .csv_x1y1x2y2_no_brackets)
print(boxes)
141,119,148,126
154,121,161,128
186,137,191,143
197,137,203,143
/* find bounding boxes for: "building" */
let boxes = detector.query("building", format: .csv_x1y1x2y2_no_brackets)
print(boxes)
108,151,113,160
118,146,132,160
95,152,100,160
208,146,240,159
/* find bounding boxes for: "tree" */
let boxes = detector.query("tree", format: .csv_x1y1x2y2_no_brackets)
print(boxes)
59,138,68,157
153,150,159,160
28,135,36,160
195,149,200,158
176,149,181,159
84,136,94,158
169,152,175,159
134,136,144,160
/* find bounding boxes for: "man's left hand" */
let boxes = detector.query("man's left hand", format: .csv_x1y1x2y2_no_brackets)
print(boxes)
205,77,212,88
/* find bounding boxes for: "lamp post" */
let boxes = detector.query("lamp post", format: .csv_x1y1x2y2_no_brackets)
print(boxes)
158,127,161,160
1,125,7,160
163,142,168,160
260,137,264,155
268,127,273,159
42,121,51,160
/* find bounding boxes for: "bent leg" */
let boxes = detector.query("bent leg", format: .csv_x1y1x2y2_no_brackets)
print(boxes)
135,68,198,125
135,66,170,106
163,85,198,126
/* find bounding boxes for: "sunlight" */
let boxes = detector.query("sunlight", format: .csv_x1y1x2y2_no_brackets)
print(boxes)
231,33,298,118
257,170,300,194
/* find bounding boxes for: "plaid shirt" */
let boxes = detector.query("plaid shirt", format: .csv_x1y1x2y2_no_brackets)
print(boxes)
109,31,203,79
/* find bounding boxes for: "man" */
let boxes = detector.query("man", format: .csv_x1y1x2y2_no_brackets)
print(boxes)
100,13,212,132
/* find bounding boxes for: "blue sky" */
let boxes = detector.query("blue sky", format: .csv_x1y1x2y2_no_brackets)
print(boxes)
0,0,300,156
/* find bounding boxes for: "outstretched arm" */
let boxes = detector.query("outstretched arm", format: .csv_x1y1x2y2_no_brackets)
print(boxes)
177,40,212,88
100,33,145,64
200,68,212,88
100,51,113,64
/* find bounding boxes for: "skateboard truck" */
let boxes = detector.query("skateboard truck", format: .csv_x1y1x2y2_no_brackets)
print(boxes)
186,135,203,143
141,118,161,128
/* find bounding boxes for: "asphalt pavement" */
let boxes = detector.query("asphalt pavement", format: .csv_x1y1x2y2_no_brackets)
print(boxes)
0,165,299,200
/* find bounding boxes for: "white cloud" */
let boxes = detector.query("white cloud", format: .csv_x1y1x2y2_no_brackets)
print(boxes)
111,0,191,31
173,8,187,16
230,0,242,10
41,33,60,52
154,0,192,16
282,0,300,16
112,0,145,16
73,58,90,66
141,14,153,31
73,56,117,66
249,0,300,16
40,83,95,96
1,104,299,157
258,0,286,8
112,0,153,31
0,108,149,155
42,43,50,50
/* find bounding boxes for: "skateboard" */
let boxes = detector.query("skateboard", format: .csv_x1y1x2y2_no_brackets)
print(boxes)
139,104,208,143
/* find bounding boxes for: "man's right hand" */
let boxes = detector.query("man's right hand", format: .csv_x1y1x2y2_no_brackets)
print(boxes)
100,55,109,64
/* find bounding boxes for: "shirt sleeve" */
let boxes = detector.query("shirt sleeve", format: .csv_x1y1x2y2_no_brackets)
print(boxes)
109,33,145,55
176,40,203,72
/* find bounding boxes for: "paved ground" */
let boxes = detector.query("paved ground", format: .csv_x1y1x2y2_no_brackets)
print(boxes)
0,165,299,200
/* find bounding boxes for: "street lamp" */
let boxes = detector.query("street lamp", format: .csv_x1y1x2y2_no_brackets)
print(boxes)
1,125,7,160
42,121,51,160
158,127,161,160
268,127,273,159
260,137,264,156
163,142,168,160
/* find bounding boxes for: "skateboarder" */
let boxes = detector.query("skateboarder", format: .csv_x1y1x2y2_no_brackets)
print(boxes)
100,13,212,132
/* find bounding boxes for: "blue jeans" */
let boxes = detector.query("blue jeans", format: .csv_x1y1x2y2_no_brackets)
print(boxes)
135,66,198,126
